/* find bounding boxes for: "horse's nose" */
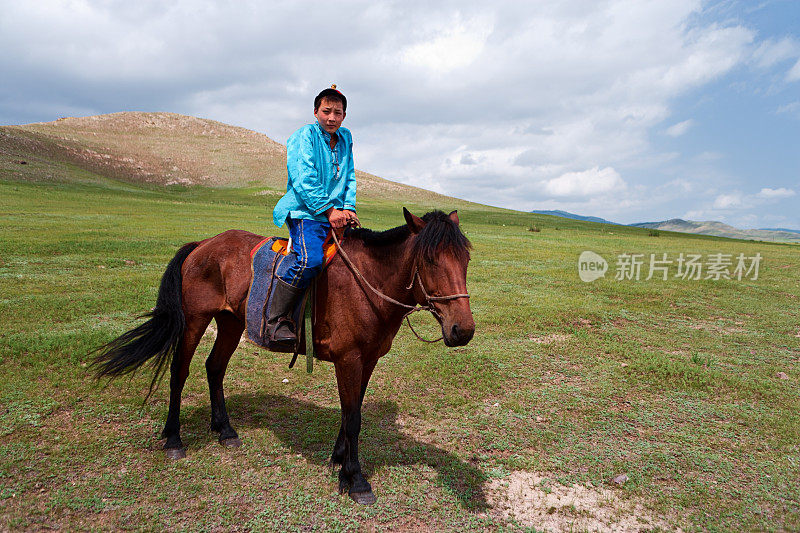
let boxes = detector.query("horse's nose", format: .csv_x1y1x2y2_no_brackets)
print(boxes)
450,323,475,346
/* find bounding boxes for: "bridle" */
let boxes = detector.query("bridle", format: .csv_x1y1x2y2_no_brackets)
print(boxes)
330,228,470,343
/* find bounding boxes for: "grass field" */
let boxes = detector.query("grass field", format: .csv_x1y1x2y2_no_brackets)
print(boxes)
1,153,799,531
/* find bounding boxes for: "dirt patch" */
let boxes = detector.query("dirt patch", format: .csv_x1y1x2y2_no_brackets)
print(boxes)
529,333,572,344
687,320,748,335
488,471,679,532
395,413,444,447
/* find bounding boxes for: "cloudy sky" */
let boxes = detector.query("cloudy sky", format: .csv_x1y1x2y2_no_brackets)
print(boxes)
2,0,798,228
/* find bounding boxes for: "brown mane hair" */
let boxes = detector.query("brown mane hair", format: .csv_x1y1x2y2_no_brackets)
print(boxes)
346,210,471,263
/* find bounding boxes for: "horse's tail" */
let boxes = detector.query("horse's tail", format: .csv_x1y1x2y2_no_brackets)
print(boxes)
92,241,200,399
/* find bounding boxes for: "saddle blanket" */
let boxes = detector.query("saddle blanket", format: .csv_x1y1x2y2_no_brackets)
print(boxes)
244,235,338,355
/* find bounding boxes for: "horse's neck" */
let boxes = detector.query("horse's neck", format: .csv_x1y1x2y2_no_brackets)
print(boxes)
343,238,417,308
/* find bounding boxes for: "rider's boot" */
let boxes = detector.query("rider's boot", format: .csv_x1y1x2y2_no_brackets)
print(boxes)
267,279,304,346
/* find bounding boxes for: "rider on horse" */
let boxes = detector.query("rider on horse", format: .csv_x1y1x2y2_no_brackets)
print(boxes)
269,85,360,346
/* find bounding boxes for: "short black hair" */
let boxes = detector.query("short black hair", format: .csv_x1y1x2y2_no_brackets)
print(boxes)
314,86,347,112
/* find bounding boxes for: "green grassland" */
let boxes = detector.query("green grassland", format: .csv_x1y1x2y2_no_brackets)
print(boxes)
2,135,799,531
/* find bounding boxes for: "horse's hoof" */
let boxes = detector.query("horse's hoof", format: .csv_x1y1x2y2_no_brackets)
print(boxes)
220,437,242,448
349,491,377,506
165,447,186,460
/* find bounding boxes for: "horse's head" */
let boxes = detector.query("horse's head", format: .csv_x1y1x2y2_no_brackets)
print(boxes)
404,208,475,347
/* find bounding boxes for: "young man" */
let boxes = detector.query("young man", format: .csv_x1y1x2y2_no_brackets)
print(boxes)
268,85,359,345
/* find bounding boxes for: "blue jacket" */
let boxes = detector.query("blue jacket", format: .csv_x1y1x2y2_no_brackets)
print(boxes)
272,121,357,227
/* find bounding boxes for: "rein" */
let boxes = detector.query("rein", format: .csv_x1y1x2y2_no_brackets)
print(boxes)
330,228,469,343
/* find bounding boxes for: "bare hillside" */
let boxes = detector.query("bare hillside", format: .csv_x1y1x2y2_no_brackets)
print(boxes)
0,112,459,203
631,218,800,243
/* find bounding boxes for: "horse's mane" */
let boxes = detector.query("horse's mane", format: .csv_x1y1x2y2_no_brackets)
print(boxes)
346,223,411,247
346,210,471,262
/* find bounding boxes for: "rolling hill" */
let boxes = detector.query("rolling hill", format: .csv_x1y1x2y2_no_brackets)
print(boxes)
631,218,800,243
530,210,619,225
531,211,800,243
3,112,797,244
0,112,465,205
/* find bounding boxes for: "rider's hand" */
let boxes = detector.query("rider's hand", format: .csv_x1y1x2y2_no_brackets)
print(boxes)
325,207,350,228
344,210,360,227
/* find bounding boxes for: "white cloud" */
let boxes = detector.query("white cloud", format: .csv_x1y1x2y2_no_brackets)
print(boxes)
757,187,795,199
541,167,625,198
752,37,800,69
713,192,744,209
665,119,694,137
682,186,798,227
401,15,493,72
712,187,794,210
787,59,800,82
682,209,708,220
0,1,797,229
662,178,694,193
776,101,800,116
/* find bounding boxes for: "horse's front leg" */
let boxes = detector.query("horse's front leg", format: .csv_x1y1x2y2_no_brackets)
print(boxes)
331,357,376,467
333,357,377,505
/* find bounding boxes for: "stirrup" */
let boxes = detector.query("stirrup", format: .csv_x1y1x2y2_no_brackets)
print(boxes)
270,317,296,343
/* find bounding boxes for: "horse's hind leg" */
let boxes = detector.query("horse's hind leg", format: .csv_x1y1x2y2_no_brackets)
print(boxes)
161,313,211,459
206,311,244,447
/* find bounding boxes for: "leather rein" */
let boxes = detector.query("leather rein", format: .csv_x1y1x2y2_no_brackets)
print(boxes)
330,228,470,343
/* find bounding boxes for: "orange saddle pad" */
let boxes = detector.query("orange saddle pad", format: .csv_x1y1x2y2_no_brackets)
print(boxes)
250,232,339,265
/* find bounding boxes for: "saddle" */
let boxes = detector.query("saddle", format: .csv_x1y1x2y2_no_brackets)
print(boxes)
244,233,339,369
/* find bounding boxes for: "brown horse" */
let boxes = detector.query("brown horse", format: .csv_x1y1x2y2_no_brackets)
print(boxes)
93,208,474,504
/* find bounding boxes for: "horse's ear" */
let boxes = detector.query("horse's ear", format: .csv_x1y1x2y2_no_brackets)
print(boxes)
448,210,459,225
403,207,425,234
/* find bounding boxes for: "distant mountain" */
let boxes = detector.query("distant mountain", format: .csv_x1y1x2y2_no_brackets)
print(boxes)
531,210,619,225
759,227,800,234
630,219,800,243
